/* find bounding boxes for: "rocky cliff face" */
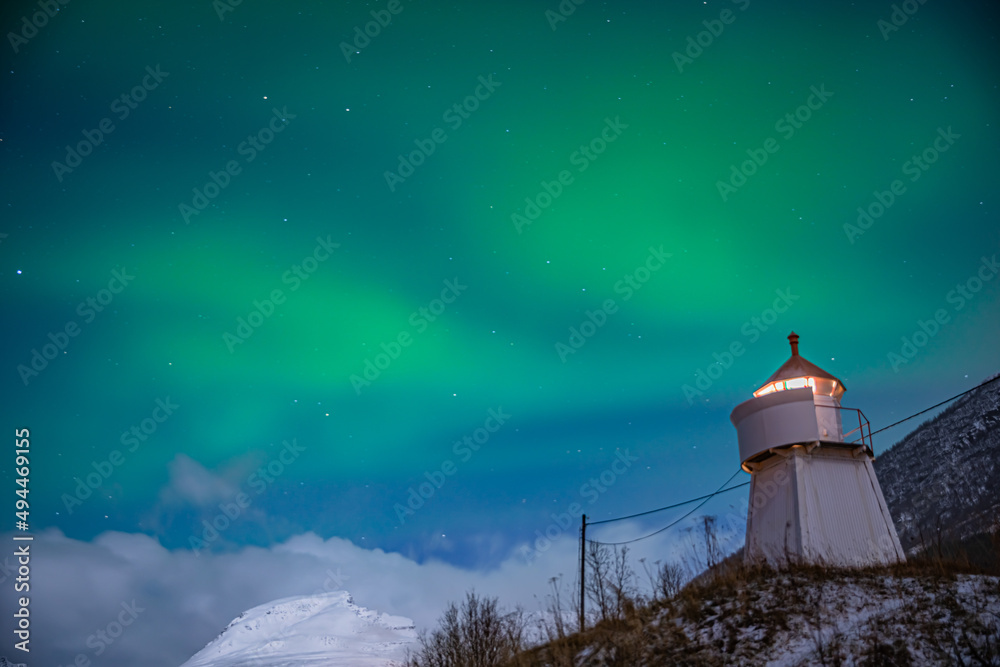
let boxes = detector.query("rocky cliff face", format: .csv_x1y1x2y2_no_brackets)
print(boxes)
874,374,1000,553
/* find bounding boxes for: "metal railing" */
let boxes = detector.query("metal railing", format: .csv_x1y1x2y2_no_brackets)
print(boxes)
817,404,872,450
842,407,872,448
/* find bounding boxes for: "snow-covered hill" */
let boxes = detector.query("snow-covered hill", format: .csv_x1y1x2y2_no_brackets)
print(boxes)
179,591,417,667
522,567,1000,666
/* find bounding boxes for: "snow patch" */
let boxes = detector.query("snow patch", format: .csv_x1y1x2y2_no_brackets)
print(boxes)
180,590,417,667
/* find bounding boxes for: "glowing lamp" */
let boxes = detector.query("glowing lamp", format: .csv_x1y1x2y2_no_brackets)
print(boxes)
751,333,845,400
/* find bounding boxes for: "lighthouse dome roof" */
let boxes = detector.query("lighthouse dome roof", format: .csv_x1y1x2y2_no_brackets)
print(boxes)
754,332,845,397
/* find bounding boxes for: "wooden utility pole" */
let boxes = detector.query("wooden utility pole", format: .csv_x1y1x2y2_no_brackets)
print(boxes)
579,514,586,632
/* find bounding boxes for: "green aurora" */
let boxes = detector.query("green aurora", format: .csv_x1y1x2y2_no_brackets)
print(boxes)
2,0,999,568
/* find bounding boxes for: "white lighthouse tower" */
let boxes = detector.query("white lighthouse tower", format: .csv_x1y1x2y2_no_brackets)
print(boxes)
730,333,905,567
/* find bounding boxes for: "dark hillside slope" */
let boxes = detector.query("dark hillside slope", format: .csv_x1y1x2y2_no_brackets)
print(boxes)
874,374,1000,553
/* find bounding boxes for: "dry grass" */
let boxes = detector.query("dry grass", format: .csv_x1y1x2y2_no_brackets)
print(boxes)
505,538,1000,667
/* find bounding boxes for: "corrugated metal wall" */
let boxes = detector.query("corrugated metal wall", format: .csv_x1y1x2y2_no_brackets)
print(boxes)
746,447,905,567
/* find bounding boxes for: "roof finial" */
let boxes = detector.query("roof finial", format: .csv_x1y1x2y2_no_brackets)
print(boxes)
788,332,800,356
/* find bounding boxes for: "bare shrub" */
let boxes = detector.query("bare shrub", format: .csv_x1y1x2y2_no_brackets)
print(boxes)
702,515,722,570
539,574,580,641
640,557,686,603
405,592,524,667
584,543,640,624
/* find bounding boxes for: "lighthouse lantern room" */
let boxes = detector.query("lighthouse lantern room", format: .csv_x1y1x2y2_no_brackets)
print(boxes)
730,333,905,567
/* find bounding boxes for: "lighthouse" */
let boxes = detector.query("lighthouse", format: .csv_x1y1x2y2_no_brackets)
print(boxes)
729,333,905,567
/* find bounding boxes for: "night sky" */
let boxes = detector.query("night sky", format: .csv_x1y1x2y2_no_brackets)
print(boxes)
2,0,999,664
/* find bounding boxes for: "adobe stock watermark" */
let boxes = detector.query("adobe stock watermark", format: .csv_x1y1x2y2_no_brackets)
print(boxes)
844,126,959,244
350,277,467,394
190,438,306,555
0,555,16,586
16,266,135,386
672,0,750,73
887,253,997,372
60,397,179,514
512,116,629,234
7,0,71,54
555,246,670,362
682,288,799,405
519,449,639,565
716,84,833,202
223,236,339,352
54,599,145,667
179,107,296,224
384,74,501,192
393,407,511,525
877,0,930,41
545,0,584,31
340,0,407,63
311,567,350,595
212,0,244,21
51,65,169,182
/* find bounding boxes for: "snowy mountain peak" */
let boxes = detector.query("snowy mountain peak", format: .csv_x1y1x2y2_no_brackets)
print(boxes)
180,590,417,667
